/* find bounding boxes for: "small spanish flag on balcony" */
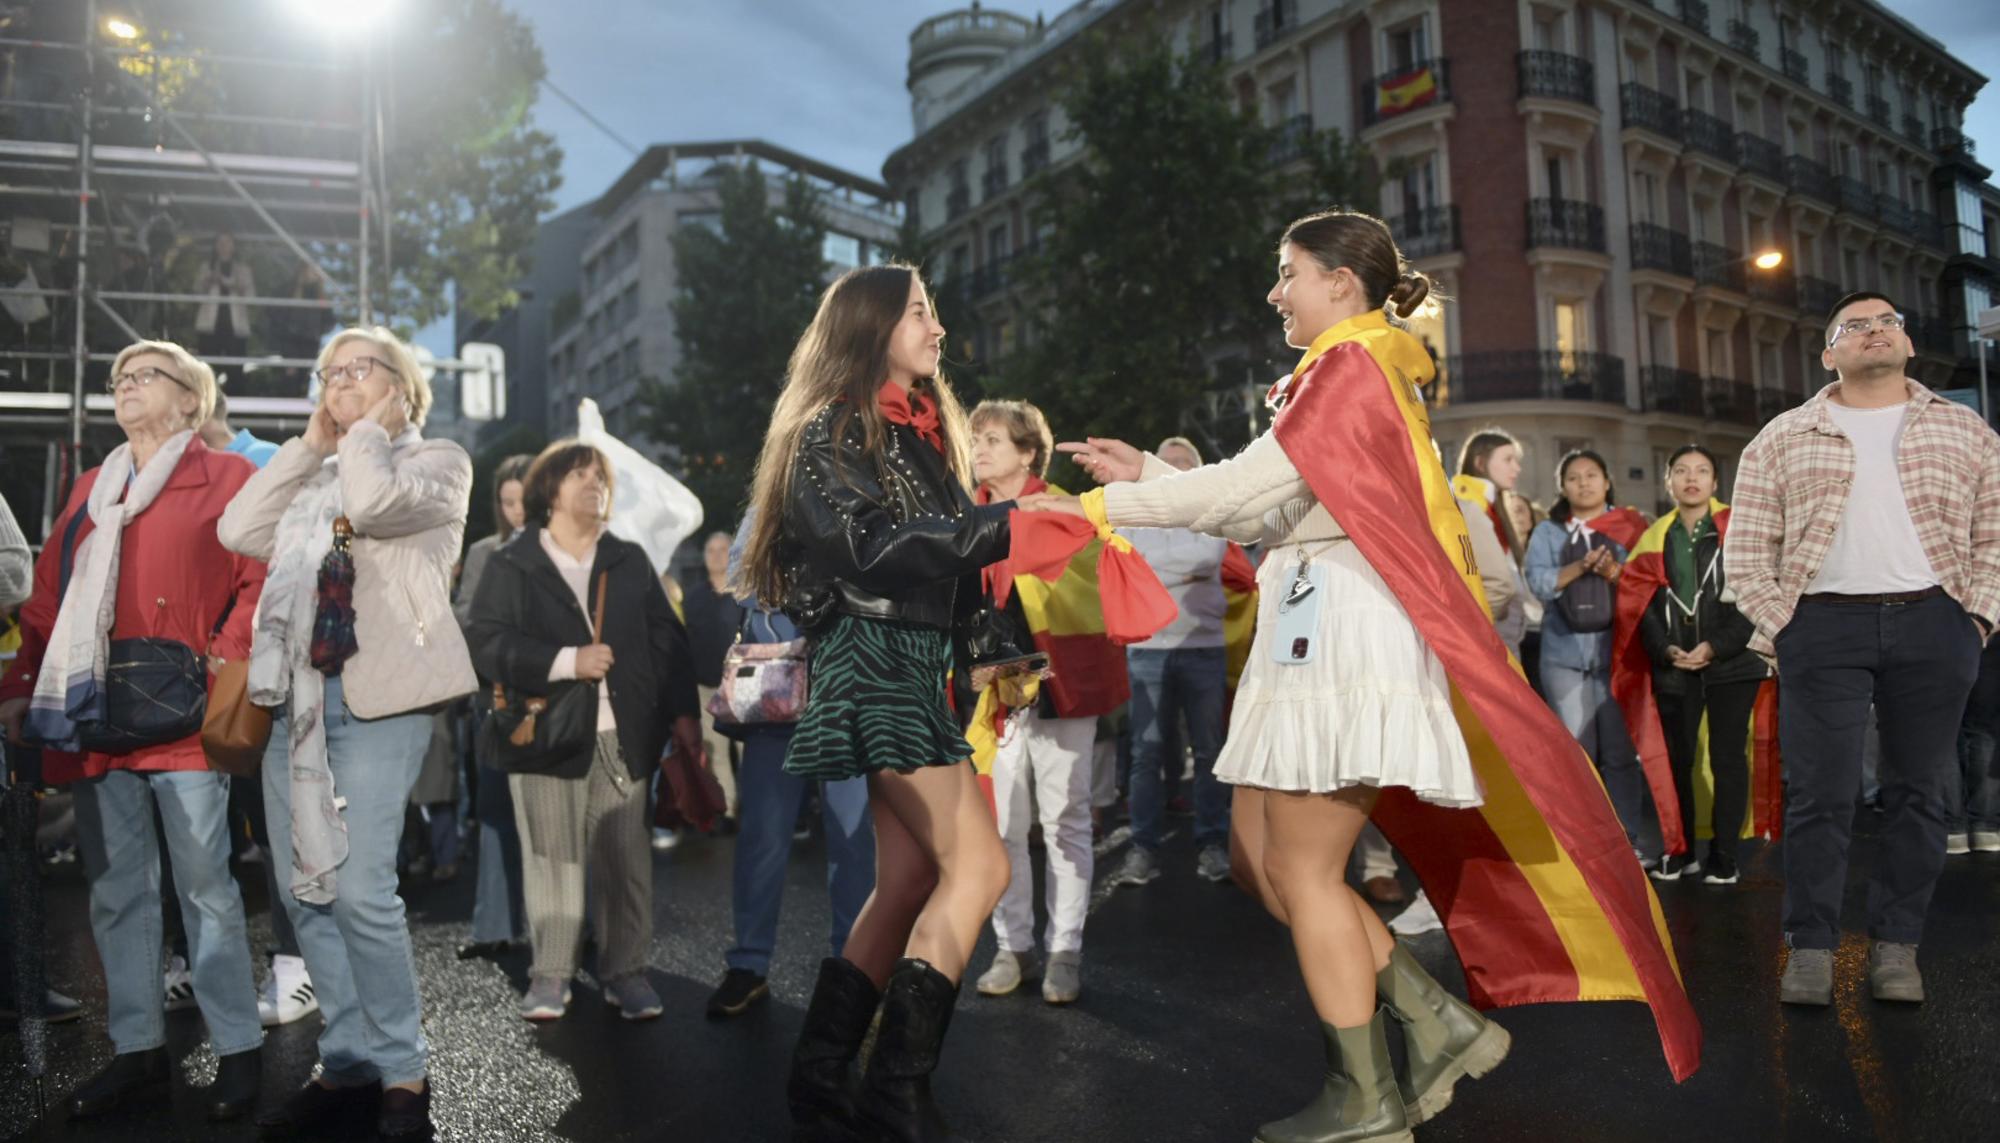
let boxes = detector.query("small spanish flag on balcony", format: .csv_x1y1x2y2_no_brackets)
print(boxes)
1375,63,1440,118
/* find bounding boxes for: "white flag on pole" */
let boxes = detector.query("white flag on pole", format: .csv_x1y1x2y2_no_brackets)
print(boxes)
577,398,704,573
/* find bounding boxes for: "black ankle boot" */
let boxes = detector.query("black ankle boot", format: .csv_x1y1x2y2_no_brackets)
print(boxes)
789,957,882,1139
853,957,959,1143
206,1047,262,1121
67,1047,171,1118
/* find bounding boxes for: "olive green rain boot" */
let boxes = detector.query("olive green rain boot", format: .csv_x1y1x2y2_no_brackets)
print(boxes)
1376,943,1512,1124
1254,1010,1412,1143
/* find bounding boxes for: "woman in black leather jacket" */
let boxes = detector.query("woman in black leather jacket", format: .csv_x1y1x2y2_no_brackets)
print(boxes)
1637,444,1768,886
737,264,1013,1143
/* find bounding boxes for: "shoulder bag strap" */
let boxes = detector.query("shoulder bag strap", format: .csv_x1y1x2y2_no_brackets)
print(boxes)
592,570,608,642
54,499,89,600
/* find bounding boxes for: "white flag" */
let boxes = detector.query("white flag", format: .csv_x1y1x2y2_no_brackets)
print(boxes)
576,398,704,573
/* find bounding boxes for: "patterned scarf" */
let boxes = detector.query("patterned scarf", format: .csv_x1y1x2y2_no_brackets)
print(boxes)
877,381,943,452
26,430,194,751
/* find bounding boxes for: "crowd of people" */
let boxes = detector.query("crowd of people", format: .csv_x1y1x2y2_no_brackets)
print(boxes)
1,208,1996,1143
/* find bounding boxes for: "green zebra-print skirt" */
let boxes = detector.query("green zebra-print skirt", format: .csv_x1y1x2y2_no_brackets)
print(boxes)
784,613,973,781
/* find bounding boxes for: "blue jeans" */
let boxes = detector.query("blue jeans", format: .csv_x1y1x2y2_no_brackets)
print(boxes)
263,675,433,1086
725,731,874,976
469,762,527,944
72,768,262,1057
1540,660,1647,850
1127,646,1230,851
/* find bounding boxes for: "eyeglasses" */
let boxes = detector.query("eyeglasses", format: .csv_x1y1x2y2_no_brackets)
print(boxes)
315,355,398,386
1830,313,1906,343
106,366,189,395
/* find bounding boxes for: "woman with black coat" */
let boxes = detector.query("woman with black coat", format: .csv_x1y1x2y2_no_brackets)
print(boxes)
465,440,701,1023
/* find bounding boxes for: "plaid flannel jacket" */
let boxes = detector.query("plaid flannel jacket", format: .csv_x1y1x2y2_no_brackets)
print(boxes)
1722,379,2000,657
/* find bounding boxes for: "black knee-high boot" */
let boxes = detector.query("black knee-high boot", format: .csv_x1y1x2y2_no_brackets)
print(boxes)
853,957,959,1143
789,957,882,1139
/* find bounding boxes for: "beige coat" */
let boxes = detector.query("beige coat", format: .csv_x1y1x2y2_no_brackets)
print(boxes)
218,421,477,719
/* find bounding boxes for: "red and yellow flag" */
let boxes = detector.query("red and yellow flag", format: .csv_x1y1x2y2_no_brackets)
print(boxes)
1375,64,1440,118
1220,541,1259,693
1273,311,1701,1082
1610,508,1784,855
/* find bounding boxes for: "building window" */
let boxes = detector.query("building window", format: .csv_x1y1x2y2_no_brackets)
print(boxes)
987,223,1009,263
1267,75,1299,125
1633,171,1661,223
679,210,722,235
823,232,862,269
1554,299,1589,367
1398,156,1438,218
1383,19,1429,71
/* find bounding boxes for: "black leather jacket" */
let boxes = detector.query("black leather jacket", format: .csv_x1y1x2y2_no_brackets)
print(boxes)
1638,526,1769,694
780,401,1012,632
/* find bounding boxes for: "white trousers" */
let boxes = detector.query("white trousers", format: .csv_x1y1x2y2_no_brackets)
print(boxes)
989,709,1098,955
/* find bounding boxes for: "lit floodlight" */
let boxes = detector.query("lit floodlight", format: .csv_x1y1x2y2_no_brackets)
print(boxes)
1752,249,1784,270
104,18,139,39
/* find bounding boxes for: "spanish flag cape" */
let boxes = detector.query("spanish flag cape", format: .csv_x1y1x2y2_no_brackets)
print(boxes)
1220,542,1259,693
1272,310,1700,1082
1610,506,1784,856
1449,473,1512,554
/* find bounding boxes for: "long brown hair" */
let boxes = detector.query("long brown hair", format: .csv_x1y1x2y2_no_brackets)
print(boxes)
490,453,533,542
736,263,973,606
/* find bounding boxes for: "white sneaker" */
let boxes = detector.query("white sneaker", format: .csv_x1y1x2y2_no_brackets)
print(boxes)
1389,889,1445,936
1946,832,1971,855
651,828,681,852
258,955,319,1027
163,955,196,1012
975,949,1037,997
1972,830,2000,853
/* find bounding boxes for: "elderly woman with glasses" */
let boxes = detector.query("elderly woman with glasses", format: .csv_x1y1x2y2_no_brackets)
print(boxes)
0,340,267,1123
217,326,476,1141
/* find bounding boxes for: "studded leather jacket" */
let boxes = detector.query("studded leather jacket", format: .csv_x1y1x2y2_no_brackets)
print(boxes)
780,402,1012,632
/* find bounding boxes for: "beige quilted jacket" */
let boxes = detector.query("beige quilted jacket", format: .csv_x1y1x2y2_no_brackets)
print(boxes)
218,420,477,719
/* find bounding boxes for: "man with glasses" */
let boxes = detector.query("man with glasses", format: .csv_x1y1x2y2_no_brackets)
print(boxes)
1727,291,2000,1006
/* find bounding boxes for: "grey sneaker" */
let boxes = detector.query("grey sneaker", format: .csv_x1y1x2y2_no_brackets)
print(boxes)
975,949,1036,997
1867,941,1923,1003
1946,832,1970,855
1779,948,1833,1006
1042,951,1081,1005
520,975,571,1021
1196,844,1232,883
604,972,664,1021
1972,830,2000,852
1112,847,1160,887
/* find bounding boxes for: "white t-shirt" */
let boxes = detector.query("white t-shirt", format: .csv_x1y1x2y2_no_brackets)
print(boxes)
1806,402,1939,595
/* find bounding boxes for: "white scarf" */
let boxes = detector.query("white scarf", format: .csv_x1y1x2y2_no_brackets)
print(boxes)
26,431,195,750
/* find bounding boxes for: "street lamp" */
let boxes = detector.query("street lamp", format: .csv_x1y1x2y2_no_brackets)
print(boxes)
103,17,138,39
1751,249,1784,270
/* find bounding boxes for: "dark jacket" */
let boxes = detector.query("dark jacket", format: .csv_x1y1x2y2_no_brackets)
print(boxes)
682,575,745,688
1638,524,1769,694
465,527,700,780
780,401,1011,632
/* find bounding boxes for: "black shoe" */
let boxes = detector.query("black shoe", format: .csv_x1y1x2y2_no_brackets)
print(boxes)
789,957,881,1138
1649,853,1701,882
378,1082,433,1141
1702,852,1740,885
67,1048,171,1119
256,1078,381,1140
455,939,514,961
707,968,771,1019
206,1047,262,1122
853,957,959,1143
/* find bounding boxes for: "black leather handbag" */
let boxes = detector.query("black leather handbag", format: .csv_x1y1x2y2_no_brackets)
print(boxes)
478,570,606,774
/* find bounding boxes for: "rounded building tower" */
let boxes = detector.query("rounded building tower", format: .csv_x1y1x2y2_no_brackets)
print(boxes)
908,3,1035,132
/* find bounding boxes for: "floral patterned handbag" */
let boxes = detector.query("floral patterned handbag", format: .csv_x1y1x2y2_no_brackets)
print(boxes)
705,609,808,728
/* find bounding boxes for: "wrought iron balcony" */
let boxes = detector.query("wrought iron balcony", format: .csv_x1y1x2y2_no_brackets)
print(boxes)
1021,138,1050,177
1903,113,1927,145
1391,205,1461,260
1694,242,1745,292
1254,0,1298,51
1827,74,1853,108
1748,265,1797,307
1866,94,1892,127
981,166,1009,201
1682,108,1738,162
1642,365,1706,417
1360,59,1451,126
1757,386,1805,423
1631,223,1693,276
1798,274,1842,316
1786,155,1836,203
1268,114,1315,165
1934,128,1979,163
1836,177,1876,218
1621,83,1682,139
1440,350,1626,406
1677,0,1710,35
1727,18,1759,57
1518,50,1595,105
946,185,970,220
1193,32,1232,66
1877,199,1914,235
1781,48,1809,85
1706,377,1759,425
1738,133,1786,182
1527,198,1606,252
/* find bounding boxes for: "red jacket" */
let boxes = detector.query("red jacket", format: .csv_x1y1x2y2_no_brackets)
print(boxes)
1,441,265,784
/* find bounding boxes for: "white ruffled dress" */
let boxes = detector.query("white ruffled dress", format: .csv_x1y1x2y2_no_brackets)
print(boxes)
1102,435,1483,808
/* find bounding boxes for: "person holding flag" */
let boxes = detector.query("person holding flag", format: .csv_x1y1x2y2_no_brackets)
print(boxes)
1611,445,1776,888
1031,210,1699,1143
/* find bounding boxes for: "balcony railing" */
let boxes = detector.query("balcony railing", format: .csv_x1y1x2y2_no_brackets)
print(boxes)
1193,32,1232,66
1253,0,1299,50
1827,74,1853,108
1693,241,1745,291
1866,94,1892,127
1934,128,1979,163
1727,18,1759,57
1682,108,1738,162
1643,365,1706,417
1631,223,1693,275
946,185,970,220
1836,176,1876,218
1903,113,1927,145
981,166,1009,201
1786,155,1836,202
1706,377,1759,425
1391,204,1461,260
1518,50,1595,105
1739,132,1786,182
1268,114,1315,165
1360,59,1451,126
1021,138,1050,177
1676,0,1710,35
1749,265,1797,307
1781,47,1809,84
1527,197,1606,252
1621,83,1683,140
1798,274,1842,316
1757,386,1805,423
1877,198,1914,235
1914,209,1945,249
1440,350,1626,406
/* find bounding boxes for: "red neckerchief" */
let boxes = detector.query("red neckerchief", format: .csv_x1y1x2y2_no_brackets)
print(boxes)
978,473,1047,598
878,382,943,453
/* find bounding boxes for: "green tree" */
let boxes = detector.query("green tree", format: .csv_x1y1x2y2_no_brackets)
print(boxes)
995,31,1373,469
639,164,827,527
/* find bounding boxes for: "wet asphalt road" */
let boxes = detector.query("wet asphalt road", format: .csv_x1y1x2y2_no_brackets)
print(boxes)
3,807,1998,1143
